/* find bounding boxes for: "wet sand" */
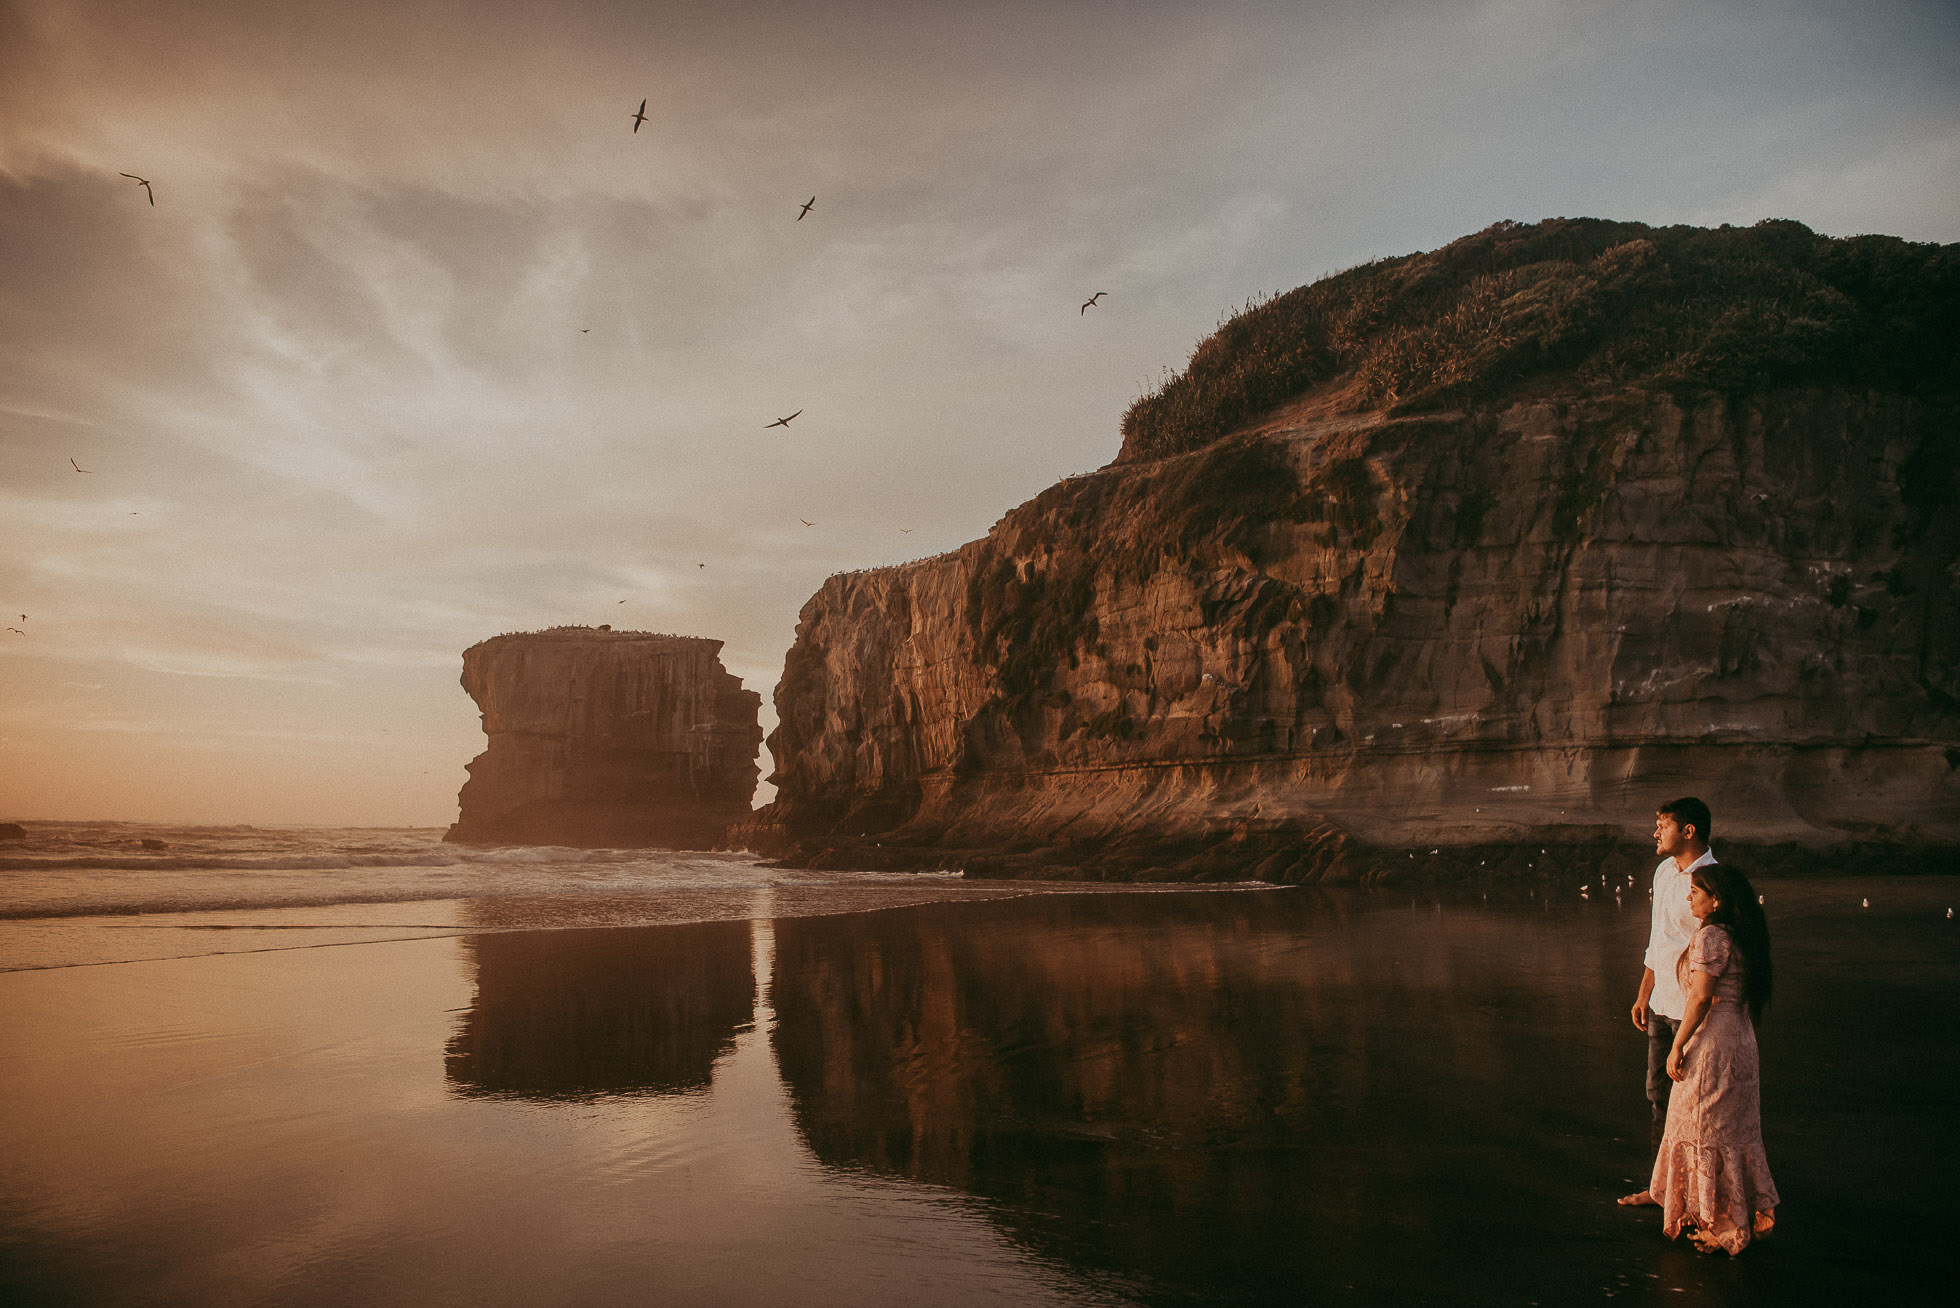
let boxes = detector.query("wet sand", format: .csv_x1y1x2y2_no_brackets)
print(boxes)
2,877,1953,1304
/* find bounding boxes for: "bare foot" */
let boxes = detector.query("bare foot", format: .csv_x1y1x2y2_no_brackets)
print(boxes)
1617,1191,1657,1206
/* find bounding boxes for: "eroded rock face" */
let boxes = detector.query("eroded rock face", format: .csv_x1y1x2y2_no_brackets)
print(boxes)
447,628,762,848
739,386,1959,877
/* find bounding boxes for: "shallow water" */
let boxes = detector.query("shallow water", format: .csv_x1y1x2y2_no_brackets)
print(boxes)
1,871,1953,1304
0,822,1215,972
0,822,981,923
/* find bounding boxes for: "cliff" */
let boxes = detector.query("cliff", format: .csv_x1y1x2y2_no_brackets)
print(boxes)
738,219,1960,880
447,627,762,848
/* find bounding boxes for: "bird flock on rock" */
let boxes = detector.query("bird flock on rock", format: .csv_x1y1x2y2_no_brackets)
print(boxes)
71,96,1118,632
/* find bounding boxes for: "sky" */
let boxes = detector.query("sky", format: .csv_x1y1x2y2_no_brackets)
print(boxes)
1,0,1955,827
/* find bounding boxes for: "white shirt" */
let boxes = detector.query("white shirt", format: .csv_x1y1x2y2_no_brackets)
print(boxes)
1644,847,1716,1021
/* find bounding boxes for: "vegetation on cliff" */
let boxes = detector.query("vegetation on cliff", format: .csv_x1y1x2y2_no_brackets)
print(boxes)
749,217,1960,878
476,626,714,644
962,436,1381,717
1120,217,1960,461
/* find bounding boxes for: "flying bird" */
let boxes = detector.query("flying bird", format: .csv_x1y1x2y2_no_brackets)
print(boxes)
797,196,816,221
900,528,913,533
70,458,93,473
6,628,22,636
631,99,648,133
1080,291,1108,315
120,173,154,205
765,410,803,429
799,518,814,527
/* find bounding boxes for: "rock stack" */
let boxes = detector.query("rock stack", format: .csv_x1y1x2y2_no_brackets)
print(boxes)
447,627,762,848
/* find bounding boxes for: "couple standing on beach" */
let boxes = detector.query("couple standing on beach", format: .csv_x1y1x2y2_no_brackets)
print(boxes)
1619,796,1780,1255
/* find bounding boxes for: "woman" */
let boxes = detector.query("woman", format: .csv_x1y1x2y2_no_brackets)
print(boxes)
1628,863,1780,1254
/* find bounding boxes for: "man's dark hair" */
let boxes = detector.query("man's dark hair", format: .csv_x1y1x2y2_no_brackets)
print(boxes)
1657,796,1713,843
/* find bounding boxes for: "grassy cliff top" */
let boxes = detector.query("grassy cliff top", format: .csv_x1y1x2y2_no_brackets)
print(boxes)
1119,217,1960,462
467,626,719,647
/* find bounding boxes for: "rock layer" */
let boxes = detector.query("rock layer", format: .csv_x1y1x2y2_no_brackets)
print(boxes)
740,220,1960,880
447,627,762,848
740,387,1958,878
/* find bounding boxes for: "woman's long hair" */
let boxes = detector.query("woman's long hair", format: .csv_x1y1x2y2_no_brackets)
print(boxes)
1692,864,1773,1022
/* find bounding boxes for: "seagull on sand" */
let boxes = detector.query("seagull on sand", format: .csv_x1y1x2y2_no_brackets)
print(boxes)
631,99,648,133
120,173,154,205
765,410,802,429
1080,291,1107,315
70,458,93,473
797,196,816,220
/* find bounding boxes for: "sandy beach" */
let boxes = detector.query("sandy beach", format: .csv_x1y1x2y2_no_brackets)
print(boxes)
4,875,1953,1305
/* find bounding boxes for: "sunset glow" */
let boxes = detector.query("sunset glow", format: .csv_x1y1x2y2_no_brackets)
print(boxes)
4,0,1955,825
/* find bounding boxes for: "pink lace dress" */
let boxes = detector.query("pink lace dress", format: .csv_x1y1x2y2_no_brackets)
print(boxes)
1648,924,1780,1254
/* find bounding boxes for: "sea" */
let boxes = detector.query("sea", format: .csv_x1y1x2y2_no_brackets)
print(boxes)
2,821,1955,1304
0,821,1189,973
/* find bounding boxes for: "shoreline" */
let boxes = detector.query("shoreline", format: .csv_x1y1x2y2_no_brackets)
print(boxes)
757,831,1960,885
5,876,1953,1304
0,877,1281,974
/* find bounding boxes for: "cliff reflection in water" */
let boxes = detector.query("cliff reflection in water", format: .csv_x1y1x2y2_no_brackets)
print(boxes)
446,920,754,1100
770,890,1629,1301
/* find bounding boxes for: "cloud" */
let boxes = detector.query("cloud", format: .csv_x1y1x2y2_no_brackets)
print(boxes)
2,0,1956,822
115,648,334,683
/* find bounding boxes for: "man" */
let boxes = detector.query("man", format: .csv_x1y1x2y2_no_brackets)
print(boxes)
1620,796,1716,1206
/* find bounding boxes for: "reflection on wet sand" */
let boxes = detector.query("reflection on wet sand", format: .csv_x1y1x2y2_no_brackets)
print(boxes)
6,882,1951,1304
447,920,753,1099
771,890,1655,1302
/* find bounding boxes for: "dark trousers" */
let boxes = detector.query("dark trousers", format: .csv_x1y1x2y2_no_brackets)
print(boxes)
1645,1013,1679,1157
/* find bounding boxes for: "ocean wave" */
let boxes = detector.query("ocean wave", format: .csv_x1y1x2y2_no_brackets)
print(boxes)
0,846,746,873
0,889,486,920
0,853,467,873
0,876,941,920
0,831,1006,927
464,846,616,864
